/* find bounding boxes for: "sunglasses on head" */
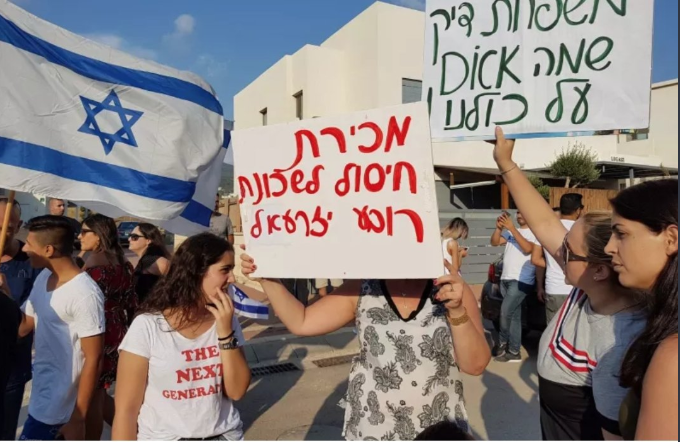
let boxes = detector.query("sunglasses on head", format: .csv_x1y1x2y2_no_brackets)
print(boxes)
561,235,589,264
129,234,146,241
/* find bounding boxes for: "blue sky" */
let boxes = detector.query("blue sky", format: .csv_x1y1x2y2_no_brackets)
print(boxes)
11,0,679,120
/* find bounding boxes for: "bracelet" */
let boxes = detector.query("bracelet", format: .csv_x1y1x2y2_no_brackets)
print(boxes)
218,330,236,342
500,164,518,175
447,308,470,326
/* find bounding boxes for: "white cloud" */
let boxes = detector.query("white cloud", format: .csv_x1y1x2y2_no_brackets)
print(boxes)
86,33,158,60
195,54,227,79
392,0,426,11
163,14,196,51
174,14,195,35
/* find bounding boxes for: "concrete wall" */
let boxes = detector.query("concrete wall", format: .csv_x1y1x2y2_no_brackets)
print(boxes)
617,81,678,168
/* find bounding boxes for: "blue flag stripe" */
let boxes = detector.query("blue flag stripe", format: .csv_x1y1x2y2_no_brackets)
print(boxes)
0,14,223,115
0,136,196,203
223,130,231,149
233,302,269,316
179,199,213,227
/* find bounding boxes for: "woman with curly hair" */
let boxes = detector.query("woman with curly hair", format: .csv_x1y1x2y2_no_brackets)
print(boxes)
112,233,251,441
78,214,135,440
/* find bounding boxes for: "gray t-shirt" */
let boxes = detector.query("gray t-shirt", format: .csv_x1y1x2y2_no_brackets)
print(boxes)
538,288,646,421
209,214,234,238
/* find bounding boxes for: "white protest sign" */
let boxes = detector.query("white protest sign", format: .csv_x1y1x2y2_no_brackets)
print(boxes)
424,0,654,141
233,103,443,279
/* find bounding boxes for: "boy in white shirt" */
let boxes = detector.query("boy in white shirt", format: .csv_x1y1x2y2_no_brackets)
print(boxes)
17,216,104,441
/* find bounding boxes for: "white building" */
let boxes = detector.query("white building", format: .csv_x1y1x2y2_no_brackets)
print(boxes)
235,1,677,210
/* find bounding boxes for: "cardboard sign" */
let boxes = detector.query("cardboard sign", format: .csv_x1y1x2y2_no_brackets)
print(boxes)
233,103,443,279
424,0,654,141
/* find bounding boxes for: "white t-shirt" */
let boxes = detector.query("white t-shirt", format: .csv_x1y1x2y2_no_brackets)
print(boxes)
22,270,105,425
501,228,538,285
119,313,245,441
544,220,576,295
209,214,234,238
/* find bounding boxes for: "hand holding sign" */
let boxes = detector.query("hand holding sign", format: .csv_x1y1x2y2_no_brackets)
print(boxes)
492,127,516,172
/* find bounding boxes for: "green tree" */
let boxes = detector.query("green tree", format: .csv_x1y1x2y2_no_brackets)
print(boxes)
549,142,601,188
527,174,551,201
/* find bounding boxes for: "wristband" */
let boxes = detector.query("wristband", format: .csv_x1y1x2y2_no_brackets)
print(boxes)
218,330,235,342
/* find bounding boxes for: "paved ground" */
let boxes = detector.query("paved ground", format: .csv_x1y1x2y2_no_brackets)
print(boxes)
15,325,541,441
13,247,541,439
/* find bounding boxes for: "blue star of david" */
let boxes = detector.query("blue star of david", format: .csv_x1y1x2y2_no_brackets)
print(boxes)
235,289,246,302
78,90,144,155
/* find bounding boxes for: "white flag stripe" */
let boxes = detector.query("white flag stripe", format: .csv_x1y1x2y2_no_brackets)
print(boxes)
0,1,224,223
0,44,221,183
228,284,269,320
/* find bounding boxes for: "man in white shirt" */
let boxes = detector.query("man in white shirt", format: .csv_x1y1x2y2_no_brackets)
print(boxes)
490,211,537,362
532,194,584,324
16,216,104,440
209,193,234,245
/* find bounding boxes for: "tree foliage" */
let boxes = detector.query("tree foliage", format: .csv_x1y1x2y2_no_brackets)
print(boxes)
527,174,551,200
549,142,601,188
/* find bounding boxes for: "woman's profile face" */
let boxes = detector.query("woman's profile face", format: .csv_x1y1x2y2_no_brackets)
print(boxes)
78,223,100,252
201,251,235,301
605,213,678,291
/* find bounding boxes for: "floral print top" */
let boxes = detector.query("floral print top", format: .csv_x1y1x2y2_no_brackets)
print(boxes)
342,280,469,441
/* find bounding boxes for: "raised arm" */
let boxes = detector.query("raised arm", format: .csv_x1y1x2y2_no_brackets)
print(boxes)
490,216,507,247
492,127,567,258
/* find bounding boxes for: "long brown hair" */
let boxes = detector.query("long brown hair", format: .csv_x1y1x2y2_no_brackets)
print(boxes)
82,214,128,270
140,233,233,330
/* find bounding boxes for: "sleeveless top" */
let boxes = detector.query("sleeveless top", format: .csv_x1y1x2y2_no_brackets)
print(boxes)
85,262,136,388
342,280,469,441
134,253,164,303
442,239,453,275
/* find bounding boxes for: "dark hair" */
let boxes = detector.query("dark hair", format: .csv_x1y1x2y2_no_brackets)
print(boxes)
560,193,584,216
82,214,128,269
553,207,561,212
137,223,171,260
140,233,233,330
415,421,473,441
26,215,75,256
612,179,679,393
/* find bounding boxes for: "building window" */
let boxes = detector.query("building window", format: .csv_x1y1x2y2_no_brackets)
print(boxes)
260,108,268,126
402,79,422,104
294,91,303,120
632,128,649,141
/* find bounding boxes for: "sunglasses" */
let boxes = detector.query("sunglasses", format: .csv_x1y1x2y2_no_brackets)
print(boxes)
561,235,589,264
129,234,146,241
80,228,95,235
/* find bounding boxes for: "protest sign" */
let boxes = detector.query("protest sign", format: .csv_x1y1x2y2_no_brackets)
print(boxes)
424,0,654,141
233,103,443,279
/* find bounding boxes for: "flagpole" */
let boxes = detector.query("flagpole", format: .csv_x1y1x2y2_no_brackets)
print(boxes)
0,190,16,258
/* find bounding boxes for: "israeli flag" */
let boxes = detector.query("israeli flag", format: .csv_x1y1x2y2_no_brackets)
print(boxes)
0,1,224,224
228,284,269,320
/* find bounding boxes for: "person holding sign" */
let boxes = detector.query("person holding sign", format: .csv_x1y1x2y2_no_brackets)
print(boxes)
491,127,646,440
240,248,490,440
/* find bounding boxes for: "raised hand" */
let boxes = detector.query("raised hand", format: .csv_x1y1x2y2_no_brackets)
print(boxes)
492,126,516,172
